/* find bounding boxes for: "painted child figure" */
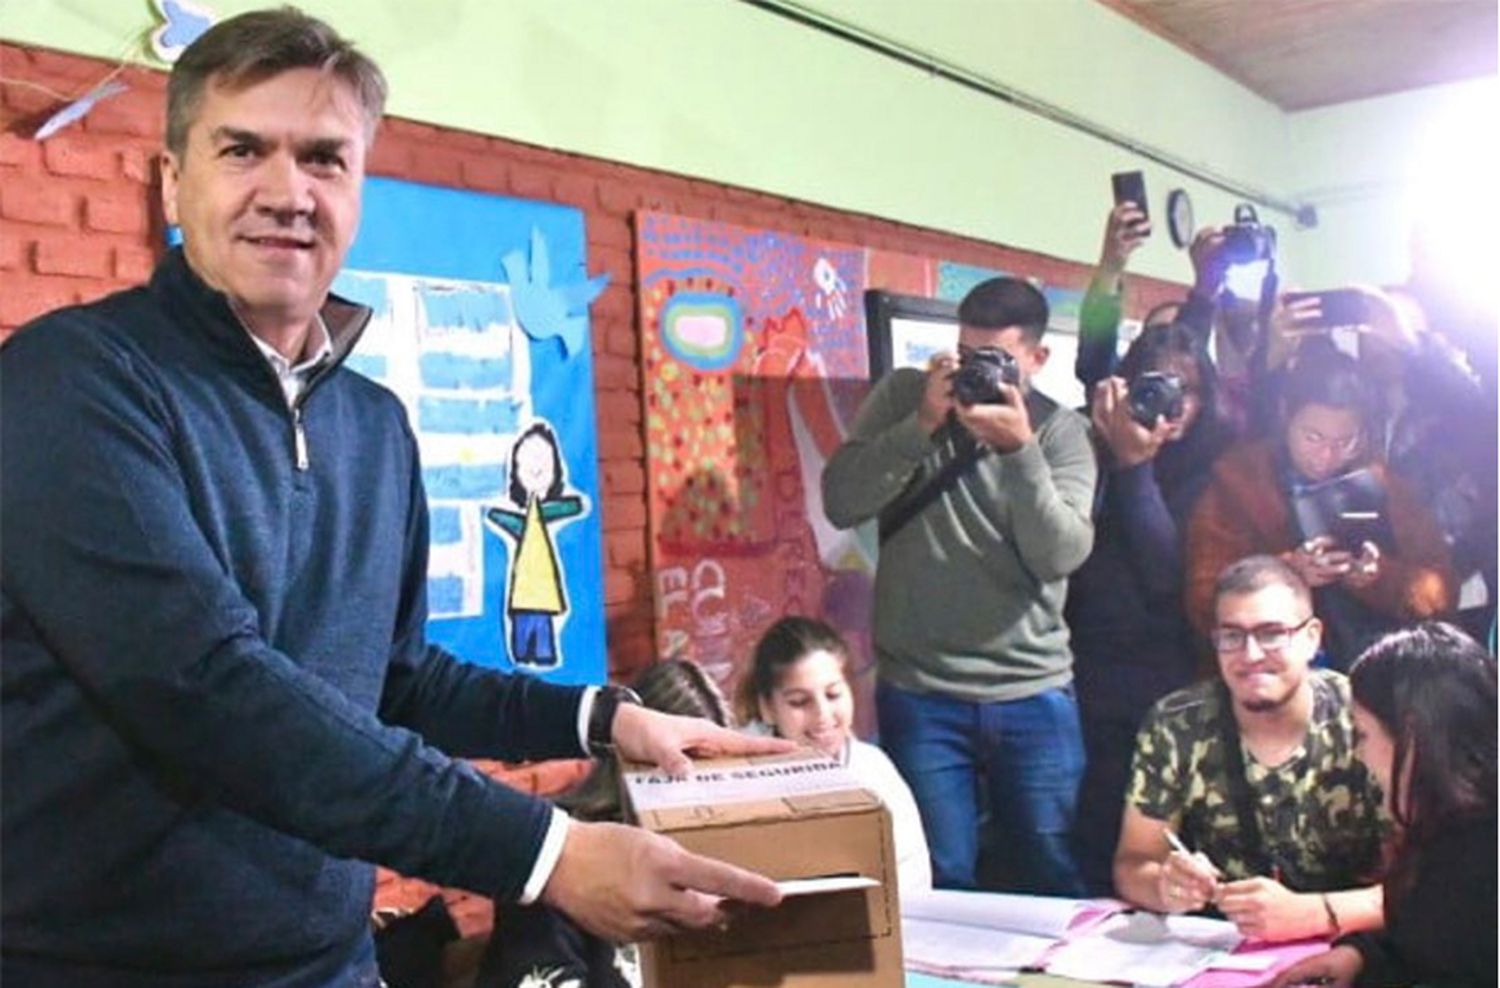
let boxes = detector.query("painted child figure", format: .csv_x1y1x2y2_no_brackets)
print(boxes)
485,422,584,669
740,616,933,895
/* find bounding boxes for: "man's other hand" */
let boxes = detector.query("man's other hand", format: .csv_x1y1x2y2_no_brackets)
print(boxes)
541,820,784,942
1218,877,1330,942
1158,849,1220,913
953,382,1033,454
612,705,796,778
919,352,959,435
1092,377,1170,469
1099,202,1150,277
1285,537,1352,589
1190,227,1231,298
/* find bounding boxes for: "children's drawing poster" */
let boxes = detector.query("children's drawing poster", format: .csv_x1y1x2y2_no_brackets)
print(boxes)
334,177,608,686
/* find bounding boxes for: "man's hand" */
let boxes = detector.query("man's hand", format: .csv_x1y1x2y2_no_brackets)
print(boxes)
1218,877,1326,941
1341,541,1381,590
1092,377,1171,469
953,383,1033,454
1189,227,1231,298
611,704,795,778
1098,202,1151,279
919,352,958,435
1350,284,1419,355
1266,945,1363,988
541,820,783,942
1157,849,1220,914
1284,537,1353,589
1268,292,1321,369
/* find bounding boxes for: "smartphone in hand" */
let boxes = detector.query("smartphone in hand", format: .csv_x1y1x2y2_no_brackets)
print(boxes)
1283,288,1370,328
1111,170,1150,235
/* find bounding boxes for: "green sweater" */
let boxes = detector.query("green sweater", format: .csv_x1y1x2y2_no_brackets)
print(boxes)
823,368,1097,701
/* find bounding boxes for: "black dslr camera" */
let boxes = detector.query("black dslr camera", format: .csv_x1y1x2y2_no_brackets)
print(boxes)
950,346,1020,405
1221,203,1276,264
1127,371,1186,428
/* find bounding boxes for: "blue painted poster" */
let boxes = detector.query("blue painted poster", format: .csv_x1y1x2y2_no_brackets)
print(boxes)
332,177,608,685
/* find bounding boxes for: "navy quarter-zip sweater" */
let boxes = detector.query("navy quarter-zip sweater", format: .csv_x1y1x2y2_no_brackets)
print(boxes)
1,249,586,985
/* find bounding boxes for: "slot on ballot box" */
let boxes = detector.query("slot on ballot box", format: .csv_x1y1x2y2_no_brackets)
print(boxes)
622,751,904,988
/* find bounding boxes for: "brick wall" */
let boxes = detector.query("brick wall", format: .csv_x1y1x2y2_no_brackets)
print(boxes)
2,42,1186,934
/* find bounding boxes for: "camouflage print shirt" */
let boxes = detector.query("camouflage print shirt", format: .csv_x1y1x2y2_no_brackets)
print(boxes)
1125,669,1385,891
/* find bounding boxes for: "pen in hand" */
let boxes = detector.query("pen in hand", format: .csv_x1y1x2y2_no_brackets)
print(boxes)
1163,828,1223,904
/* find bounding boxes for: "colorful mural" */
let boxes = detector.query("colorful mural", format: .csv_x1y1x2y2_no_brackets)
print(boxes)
637,213,877,713
637,212,1092,724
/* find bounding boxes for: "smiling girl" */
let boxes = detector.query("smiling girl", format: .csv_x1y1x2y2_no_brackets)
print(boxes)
739,616,932,894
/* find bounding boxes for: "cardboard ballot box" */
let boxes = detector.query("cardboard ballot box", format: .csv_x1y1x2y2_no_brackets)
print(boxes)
622,751,903,988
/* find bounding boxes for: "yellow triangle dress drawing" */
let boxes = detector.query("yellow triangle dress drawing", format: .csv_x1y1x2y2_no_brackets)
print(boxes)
508,496,566,614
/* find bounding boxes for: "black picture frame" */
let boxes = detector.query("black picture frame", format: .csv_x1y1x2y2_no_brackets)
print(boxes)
863,289,960,379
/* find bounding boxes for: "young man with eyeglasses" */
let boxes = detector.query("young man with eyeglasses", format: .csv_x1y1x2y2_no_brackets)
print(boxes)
1113,555,1388,943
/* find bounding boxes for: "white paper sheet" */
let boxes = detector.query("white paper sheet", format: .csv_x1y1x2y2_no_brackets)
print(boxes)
902,916,1052,972
902,888,1091,940
1043,912,1242,988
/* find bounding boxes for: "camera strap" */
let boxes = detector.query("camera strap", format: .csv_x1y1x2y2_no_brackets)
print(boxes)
878,396,1056,544
878,428,986,543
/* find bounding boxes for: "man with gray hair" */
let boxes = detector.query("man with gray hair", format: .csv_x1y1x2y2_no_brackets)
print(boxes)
0,9,785,985
1113,555,1386,944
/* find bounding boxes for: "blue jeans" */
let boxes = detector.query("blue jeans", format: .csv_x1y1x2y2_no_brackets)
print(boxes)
877,680,1086,895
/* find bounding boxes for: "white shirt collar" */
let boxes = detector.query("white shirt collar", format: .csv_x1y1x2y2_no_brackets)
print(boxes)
245,316,334,408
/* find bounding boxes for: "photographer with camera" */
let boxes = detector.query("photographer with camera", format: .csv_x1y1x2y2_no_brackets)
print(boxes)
823,277,1096,895
1185,342,1455,670
1290,279,1498,645
1074,203,1259,435
1067,322,1234,893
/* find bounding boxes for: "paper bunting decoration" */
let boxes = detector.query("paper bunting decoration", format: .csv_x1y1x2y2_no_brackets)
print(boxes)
34,80,129,141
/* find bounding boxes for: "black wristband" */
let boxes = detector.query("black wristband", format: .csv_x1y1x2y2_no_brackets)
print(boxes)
586,684,641,757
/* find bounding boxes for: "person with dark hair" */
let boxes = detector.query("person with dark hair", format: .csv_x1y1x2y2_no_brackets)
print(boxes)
480,659,735,988
1075,204,1241,422
737,616,932,894
0,9,790,985
1271,622,1497,987
824,276,1096,894
1186,342,1455,669
1067,320,1234,893
1114,556,1387,942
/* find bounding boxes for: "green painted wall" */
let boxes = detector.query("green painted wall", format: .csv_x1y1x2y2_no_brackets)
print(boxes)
1283,77,1498,288
4,0,1486,288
